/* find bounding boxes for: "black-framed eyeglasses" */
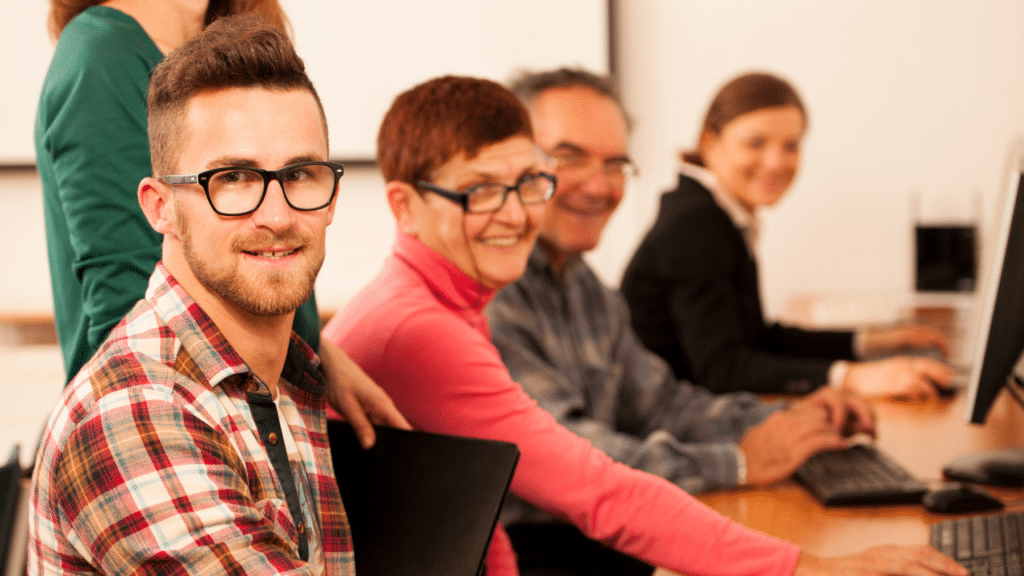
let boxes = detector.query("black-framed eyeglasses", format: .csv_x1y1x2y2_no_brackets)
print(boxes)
547,148,638,184
416,172,556,214
159,161,344,216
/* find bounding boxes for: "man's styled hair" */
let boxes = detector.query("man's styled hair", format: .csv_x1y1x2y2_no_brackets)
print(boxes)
147,15,325,177
507,67,631,129
683,71,806,166
377,75,533,185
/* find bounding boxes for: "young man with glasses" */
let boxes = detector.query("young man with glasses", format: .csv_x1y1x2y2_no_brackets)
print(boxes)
29,17,356,575
486,68,893,575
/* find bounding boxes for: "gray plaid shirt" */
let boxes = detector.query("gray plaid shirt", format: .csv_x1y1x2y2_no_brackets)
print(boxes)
488,246,780,525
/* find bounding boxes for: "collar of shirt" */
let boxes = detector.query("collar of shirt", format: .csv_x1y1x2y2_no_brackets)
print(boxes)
145,262,323,396
679,162,761,254
393,231,497,313
527,242,587,286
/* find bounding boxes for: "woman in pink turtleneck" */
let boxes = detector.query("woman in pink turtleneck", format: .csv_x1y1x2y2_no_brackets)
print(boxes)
323,74,964,576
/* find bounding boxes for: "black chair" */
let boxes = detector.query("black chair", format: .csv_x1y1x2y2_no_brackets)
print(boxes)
0,445,23,576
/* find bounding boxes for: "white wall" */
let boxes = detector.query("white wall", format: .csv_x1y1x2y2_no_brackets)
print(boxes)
0,171,53,315
0,165,394,316
609,0,1024,319
3,0,1024,322
0,0,607,318
4,1,608,164
282,0,608,160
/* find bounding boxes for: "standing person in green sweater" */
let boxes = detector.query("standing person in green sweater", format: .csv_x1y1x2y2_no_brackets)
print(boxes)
35,0,406,447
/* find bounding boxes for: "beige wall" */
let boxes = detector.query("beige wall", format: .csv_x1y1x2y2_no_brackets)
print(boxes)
609,0,1024,319
0,166,394,317
4,0,1024,322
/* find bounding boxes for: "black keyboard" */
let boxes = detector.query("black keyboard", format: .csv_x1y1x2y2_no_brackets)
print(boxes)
794,443,929,506
930,510,1024,576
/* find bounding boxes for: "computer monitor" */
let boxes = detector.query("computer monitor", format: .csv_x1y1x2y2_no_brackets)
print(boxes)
943,151,1024,486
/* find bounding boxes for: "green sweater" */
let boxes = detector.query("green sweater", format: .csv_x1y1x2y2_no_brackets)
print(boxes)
36,6,320,383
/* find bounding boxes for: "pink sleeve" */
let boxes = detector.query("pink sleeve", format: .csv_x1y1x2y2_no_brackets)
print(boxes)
357,311,799,576
485,525,518,576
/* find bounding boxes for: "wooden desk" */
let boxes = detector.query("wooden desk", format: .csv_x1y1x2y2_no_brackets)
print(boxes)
654,390,1024,575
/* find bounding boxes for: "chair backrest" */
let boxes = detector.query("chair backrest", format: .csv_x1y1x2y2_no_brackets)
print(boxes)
0,445,21,575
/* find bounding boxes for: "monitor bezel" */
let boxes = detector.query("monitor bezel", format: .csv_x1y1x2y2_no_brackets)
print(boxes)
964,148,1024,423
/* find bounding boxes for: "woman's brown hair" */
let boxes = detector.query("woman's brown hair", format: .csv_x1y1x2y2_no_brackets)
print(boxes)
682,72,806,166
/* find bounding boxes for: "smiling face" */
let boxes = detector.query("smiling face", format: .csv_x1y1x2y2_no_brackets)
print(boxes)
528,85,631,269
163,86,335,317
701,105,806,212
399,135,545,291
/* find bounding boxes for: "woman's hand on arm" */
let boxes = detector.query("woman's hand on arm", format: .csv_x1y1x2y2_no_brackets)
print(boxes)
319,339,411,449
795,545,966,576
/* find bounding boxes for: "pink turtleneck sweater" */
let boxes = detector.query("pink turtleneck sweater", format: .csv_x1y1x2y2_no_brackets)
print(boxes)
322,232,800,576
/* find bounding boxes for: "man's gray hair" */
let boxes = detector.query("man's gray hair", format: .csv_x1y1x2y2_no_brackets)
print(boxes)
507,67,631,129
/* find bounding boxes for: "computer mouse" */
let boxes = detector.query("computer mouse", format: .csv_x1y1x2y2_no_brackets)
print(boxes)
922,482,1004,514
899,347,962,396
935,381,962,398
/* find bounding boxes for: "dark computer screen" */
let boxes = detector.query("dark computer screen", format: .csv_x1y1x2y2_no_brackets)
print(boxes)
964,165,1024,424
915,224,978,292
943,159,1024,487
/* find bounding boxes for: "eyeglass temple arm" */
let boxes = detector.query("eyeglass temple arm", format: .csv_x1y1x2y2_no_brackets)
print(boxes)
160,174,200,185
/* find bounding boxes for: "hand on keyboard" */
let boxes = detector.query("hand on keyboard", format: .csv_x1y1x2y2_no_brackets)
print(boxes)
739,392,855,486
796,545,967,576
739,387,878,486
861,323,952,359
844,356,954,400
799,387,876,438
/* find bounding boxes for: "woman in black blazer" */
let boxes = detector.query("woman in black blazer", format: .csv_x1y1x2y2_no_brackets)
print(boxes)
621,72,952,399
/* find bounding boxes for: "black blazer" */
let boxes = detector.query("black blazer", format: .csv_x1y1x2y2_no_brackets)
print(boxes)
621,173,855,394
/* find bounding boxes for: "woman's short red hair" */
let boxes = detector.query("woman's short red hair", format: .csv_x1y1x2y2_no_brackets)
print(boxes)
377,75,533,185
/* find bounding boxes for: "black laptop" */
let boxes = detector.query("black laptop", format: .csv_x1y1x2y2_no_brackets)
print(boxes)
327,422,519,576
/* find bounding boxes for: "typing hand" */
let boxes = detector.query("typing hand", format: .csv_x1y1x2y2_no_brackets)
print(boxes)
738,401,848,486
795,545,967,576
843,357,953,401
861,324,952,359
798,387,876,438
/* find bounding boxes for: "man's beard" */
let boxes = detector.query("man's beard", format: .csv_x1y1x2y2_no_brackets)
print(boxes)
178,211,323,317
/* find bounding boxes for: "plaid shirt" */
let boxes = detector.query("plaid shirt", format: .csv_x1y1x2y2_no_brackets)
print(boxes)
488,247,781,526
29,263,354,575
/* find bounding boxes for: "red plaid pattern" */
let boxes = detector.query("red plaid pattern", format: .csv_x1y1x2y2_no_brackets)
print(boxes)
29,263,354,575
